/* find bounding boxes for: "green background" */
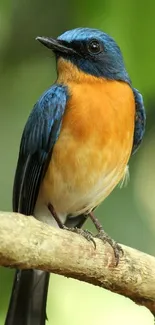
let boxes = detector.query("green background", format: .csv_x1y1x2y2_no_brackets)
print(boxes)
0,0,155,324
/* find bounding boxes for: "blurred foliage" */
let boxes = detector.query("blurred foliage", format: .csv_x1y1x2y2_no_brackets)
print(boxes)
0,0,155,324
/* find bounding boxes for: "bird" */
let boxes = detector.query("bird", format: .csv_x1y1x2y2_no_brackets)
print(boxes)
5,27,145,325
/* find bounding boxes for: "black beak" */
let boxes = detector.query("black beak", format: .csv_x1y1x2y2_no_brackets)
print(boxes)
36,36,76,55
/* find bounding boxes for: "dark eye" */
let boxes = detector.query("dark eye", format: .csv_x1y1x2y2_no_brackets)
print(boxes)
87,39,102,54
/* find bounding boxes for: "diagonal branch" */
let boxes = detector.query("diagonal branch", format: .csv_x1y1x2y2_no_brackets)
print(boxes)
0,211,155,316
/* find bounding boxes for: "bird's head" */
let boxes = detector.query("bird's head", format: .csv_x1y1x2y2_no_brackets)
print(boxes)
36,28,130,84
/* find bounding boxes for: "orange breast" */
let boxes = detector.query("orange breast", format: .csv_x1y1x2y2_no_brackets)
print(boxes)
37,67,135,217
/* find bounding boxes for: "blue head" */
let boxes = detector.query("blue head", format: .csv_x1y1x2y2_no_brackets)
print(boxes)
37,28,130,83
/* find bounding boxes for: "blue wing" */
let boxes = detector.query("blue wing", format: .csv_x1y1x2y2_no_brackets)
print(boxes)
13,84,68,215
131,88,146,155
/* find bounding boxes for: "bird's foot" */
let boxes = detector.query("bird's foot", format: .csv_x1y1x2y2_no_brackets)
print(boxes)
48,203,123,266
63,226,96,248
95,229,123,266
48,204,96,246
88,212,123,266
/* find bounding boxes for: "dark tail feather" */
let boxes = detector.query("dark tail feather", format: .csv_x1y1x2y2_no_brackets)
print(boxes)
5,269,50,325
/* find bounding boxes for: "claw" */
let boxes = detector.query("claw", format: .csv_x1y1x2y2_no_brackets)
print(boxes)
63,226,96,248
95,230,123,266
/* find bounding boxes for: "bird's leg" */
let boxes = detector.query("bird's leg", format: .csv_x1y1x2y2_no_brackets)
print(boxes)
48,203,64,229
48,203,96,246
89,212,123,265
48,204,122,264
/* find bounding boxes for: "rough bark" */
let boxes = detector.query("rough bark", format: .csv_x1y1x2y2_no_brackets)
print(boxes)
0,211,155,316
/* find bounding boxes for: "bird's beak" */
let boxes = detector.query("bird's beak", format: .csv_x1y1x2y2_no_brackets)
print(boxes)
36,36,76,55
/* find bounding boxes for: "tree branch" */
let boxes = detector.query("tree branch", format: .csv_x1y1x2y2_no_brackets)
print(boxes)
0,211,155,316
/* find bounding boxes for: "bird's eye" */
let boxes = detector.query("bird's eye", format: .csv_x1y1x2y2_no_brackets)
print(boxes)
87,39,102,54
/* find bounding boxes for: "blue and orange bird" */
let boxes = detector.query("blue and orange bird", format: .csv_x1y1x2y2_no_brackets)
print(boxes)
5,28,145,325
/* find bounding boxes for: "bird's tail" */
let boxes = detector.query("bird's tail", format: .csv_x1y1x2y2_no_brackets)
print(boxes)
5,269,50,325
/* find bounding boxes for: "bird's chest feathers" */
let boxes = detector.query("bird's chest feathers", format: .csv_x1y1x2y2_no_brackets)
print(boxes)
59,79,135,164
43,78,135,215
56,58,135,159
